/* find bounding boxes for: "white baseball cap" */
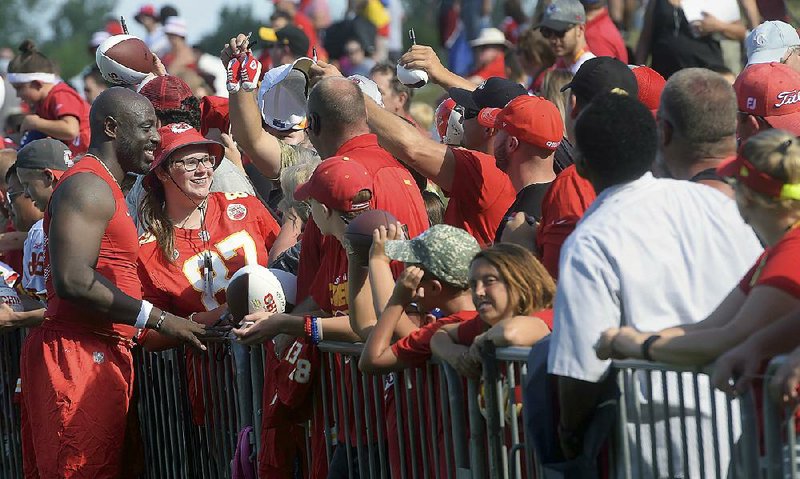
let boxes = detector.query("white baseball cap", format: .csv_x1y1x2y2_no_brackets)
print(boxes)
746,21,800,65
258,58,314,131
348,75,384,107
163,17,187,38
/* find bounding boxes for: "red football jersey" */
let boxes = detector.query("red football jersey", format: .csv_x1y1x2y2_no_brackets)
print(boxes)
391,310,475,367
739,226,800,298
35,82,90,156
138,192,280,316
444,148,516,247
537,165,596,279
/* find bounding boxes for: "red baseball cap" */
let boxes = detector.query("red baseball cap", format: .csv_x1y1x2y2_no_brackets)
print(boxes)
139,75,194,111
200,96,231,137
631,65,666,114
734,62,800,135
294,156,373,212
150,123,224,174
477,95,563,151
135,4,159,23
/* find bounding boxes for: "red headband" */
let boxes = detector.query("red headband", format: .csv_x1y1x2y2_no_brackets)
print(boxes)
717,154,800,200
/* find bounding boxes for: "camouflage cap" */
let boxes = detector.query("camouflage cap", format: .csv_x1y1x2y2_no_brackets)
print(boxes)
384,225,481,289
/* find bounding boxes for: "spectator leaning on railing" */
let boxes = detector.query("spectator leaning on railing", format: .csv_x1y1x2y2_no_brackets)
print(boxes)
547,92,762,476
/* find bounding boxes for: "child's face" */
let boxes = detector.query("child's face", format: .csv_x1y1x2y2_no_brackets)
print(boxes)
469,258,513,325
12,82,43,107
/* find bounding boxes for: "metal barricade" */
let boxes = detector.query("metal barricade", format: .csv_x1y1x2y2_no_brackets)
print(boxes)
135,339,259,479
0,330,24,479
762,355,800,479
608,360,760,479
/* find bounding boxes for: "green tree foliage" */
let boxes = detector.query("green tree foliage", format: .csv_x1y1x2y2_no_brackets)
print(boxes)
0,0,116,79
195,5,266,55
43,0,118,79
0,0,44,48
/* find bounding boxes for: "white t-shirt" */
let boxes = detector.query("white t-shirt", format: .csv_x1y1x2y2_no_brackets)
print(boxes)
548,173,763,478
23,219,46,299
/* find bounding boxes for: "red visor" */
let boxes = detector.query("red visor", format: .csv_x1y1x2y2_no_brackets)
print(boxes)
717,153,800,200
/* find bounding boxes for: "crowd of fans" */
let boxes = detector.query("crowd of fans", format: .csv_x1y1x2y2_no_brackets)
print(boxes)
2,0,800,477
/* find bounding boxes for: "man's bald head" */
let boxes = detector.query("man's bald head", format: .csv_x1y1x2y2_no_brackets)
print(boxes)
89,87,156,143
307,77,369,142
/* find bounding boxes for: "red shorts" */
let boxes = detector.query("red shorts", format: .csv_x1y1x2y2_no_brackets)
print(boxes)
20,325,136,479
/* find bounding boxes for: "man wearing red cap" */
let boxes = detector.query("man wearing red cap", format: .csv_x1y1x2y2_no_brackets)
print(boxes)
631,65,666,116
734,62,800,143
656,68,738,197
19,88,207,477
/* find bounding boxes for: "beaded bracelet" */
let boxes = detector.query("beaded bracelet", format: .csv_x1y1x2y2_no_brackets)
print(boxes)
310,316,321,345
303,315,313,339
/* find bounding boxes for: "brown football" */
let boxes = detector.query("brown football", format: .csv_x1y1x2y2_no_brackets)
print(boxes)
105,36,154,74
344,209,400,264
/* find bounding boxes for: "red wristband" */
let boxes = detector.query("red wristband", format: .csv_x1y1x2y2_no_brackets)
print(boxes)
303,315,313,339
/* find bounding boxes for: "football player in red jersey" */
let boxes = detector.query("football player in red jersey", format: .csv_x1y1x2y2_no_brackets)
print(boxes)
134,124,281,427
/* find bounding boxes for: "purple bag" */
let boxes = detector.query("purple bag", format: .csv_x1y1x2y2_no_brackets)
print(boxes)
231,426,256,479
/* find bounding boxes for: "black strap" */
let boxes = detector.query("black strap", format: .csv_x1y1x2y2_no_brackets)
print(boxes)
689,167,724,184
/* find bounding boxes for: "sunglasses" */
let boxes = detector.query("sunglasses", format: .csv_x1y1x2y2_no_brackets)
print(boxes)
540,26,573,39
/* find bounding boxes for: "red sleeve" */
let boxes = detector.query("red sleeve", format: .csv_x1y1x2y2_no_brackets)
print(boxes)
444,148,516,246
297,218,323,302
536,166,596,279
391,322,447,367
247,196,280,251
740,232,800,297
47,87,87,122
456,317,488,345
738,255,764,295
534,309,554,330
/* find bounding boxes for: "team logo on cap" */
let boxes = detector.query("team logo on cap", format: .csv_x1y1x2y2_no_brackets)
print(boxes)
227,203,247,221
747,97,757,110
754,32,768,47
170,123,193,134
545,3,559,15
775,90,800,108
63,150,74,169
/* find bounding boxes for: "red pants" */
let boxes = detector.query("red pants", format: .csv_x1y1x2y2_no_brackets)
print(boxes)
20,326,135,479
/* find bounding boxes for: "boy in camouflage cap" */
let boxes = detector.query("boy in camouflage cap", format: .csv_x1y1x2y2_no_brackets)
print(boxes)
358,223,481,373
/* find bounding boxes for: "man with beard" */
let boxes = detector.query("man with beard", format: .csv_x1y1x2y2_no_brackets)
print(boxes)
19,87,207,478
365,81,564,246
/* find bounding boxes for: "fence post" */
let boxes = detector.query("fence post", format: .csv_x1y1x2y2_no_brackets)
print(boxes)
764,357,787,479
481,341,507,478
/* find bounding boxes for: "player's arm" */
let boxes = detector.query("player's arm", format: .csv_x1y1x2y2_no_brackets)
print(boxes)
222,33,284,178
399,45,477,91
0,303,44,334
22,115,80,142
48,174,206,348
365,96,456,190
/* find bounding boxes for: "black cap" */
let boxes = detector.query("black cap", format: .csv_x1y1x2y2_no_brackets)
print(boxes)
16,138,73,173
561,57,638,104
448,77,527,113
276,26,310,58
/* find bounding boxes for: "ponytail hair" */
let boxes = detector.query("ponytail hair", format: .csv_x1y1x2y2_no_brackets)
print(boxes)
8,40,57,75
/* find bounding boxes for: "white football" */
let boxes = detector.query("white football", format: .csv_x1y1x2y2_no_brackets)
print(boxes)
95,34,154,86
396,63,429,88
226,265,297,322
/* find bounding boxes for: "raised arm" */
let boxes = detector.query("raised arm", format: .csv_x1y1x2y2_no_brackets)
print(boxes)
222,34,284,178
48,173,206,348
365,95,456,190
399,45,477,91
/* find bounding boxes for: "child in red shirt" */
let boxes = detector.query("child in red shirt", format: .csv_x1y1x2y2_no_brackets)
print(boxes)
7,41,90,155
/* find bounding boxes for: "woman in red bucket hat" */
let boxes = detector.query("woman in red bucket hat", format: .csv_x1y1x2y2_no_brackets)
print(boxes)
134,123,281,423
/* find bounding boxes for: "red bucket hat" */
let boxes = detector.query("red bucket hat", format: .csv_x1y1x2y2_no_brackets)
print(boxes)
150,123,224,175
